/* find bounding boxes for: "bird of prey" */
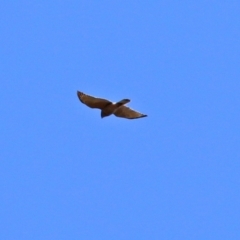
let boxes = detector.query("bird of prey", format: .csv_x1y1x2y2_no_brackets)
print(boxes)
77,91,147,119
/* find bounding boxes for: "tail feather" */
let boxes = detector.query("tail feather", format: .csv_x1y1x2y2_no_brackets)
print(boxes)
116,99,130,107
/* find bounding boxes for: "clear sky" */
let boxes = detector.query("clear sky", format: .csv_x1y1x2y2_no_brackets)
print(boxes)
1,1,240,239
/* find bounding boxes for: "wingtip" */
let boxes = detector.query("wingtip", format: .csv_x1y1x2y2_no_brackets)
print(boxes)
77,91,84,103
129,114,147,120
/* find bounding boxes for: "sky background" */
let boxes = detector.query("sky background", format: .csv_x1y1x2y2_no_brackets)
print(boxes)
1,1,240,239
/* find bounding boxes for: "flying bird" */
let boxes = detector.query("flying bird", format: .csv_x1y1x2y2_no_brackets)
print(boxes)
77,91,147,119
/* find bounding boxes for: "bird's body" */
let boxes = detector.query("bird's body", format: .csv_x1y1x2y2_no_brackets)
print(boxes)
101,103,121,117
77,91,147,120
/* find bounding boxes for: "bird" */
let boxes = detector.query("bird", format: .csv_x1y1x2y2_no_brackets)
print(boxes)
77,91,147,120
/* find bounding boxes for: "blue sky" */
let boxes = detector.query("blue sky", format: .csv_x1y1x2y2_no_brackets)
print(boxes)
1,1,240,239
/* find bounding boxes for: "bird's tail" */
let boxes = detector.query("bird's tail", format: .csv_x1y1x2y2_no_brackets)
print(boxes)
116,99,130,107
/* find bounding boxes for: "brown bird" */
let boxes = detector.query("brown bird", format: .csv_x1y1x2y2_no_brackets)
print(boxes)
77,91,147,119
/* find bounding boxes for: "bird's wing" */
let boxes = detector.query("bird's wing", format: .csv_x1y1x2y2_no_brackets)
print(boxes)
77,91,112,109
114,105,147,119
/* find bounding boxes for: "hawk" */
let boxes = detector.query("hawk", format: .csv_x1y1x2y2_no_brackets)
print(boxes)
77,91,147,119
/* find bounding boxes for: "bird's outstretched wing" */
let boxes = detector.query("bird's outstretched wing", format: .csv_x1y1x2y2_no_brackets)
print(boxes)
114,105,147,119
77,91,112,109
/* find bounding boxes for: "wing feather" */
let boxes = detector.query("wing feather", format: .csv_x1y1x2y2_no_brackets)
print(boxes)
114,105,147,119
77,91,112,109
